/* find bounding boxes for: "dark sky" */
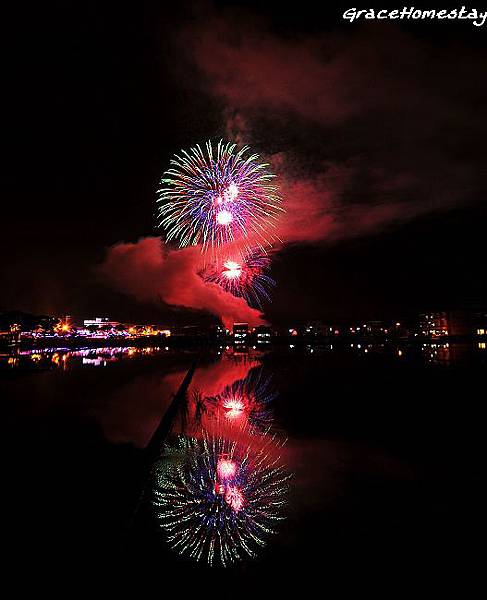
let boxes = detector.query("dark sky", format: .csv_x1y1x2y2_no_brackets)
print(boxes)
2,1,486,326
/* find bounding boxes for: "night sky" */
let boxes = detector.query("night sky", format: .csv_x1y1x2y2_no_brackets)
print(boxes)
2,1,486,326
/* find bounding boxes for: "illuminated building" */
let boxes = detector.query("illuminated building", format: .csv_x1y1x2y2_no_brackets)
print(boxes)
127,324,170,337
475,311,487,336
419,310,475,338
83,317,121,328
254,325,272,344
362,321,386,336
304,321,337,337
233,322,249,344
7,323,21,344
419,313,449,337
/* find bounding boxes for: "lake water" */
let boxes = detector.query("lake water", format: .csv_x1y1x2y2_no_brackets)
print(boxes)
2,342,484,589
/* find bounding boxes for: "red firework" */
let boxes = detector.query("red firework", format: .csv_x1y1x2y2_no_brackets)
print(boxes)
200,249,275,308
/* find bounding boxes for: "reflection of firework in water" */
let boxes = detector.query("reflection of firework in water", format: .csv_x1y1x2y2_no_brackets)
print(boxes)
151,432,290,567
194,368,277,433
157,140,282,252
200,249,275,308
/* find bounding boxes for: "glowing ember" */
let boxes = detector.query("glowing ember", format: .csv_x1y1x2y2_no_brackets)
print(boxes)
224,182,239,202
222,397,245,419
217,457,238,480
224,485,245,512
216,209,233,225
222,260,242,280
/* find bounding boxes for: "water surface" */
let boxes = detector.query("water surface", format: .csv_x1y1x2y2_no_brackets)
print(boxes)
2,343,483,588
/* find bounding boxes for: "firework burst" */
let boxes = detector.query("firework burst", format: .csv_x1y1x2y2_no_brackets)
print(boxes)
200,248,275,308
151,431,290,567
157,140,282,253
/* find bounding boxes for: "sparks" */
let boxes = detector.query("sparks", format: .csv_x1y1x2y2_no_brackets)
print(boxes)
157,140,283,253
216,209,233,225
222,397,245,419
217,457,238,480
200,248,275,309
224,485,245,512
222,260,242,280
151,431,290,567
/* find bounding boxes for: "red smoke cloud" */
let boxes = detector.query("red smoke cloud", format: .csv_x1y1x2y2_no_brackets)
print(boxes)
190,353,260,398
180,13,486,245
189,17,354,123
98,237,266,328
99,12,486,320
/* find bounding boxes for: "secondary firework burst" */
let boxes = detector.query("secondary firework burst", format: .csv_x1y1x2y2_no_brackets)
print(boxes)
200,248,275,308
151,431,290,567
157,140,282,253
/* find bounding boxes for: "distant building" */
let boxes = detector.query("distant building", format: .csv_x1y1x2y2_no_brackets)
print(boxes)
419,310,475,338
362,321,386,336
233,323,249,344
447,310,473,336
254,325,272,344
304,321,336,337
419,313,449,337
208,325,226,340
174,325,205,338
475,312,487,337
83,317,120,328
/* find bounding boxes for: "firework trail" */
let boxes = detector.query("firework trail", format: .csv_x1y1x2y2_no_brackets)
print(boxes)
151,431,290,567
199,248,275,308
157,140,282,254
